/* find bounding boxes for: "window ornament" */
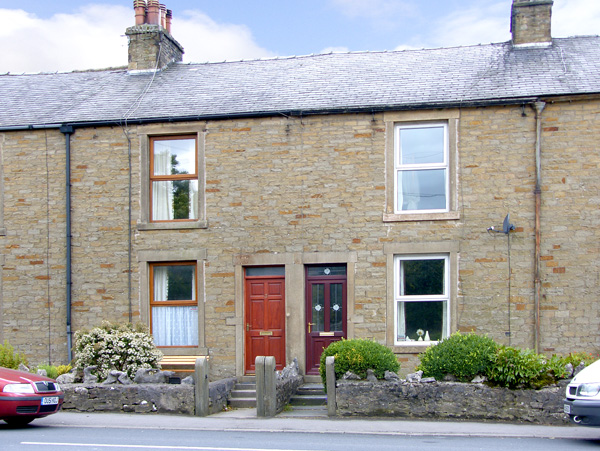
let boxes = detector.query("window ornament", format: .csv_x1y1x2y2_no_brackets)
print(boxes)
314,305,322,312
332,304,340,311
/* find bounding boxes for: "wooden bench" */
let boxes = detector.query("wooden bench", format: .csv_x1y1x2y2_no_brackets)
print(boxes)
159,355,206,373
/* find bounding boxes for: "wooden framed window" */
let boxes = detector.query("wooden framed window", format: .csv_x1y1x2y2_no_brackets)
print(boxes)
150,135,198,222
150,262,198,347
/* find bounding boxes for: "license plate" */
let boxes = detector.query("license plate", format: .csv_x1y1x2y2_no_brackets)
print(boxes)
564,404,571,414
42,397,58,405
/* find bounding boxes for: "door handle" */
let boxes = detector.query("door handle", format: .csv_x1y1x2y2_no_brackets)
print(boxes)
308,322,315,333
246,323,250,331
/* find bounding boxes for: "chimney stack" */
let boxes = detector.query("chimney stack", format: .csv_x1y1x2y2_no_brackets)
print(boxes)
125,0,184,72
511,0,553,46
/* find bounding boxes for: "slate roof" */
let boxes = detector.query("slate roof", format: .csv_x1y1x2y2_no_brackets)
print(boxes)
1,36,599,129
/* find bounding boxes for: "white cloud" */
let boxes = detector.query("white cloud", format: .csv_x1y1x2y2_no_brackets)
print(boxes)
0,4,274,73
319,46,351,54
175,10,274,63
0,6,130,73
553,0,600,37
405,0,600,51
427,2,510,49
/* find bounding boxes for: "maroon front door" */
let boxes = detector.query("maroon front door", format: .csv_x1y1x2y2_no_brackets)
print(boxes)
244,267,286,373
305,265,347,375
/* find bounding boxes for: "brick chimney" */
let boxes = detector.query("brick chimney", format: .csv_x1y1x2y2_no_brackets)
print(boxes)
126,0,184,72
511,0,553,46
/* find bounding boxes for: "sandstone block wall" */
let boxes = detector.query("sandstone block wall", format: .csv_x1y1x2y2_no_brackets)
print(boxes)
1,97,598,376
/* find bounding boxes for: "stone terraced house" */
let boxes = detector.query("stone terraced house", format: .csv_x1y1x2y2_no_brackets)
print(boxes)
0,0,599,378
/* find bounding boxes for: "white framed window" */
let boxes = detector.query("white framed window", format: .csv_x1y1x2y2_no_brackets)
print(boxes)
394,123,449,214
394,254,449,345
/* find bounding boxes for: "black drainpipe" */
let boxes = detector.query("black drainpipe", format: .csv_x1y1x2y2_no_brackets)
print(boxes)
59,125,74,363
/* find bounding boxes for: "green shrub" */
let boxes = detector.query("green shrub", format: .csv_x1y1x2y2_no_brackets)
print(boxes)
36,364,58,379
319,339,400,390
417,332,498,382
544,354,572,380
486,346,547,389
73,321,163,380
0,340,28,369
35,364,72,380
560,352,597,369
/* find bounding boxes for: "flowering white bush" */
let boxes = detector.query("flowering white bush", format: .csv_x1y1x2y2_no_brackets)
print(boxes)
73,322,163,380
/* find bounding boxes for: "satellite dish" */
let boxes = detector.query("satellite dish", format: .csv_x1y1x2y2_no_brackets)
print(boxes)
502,214,515,234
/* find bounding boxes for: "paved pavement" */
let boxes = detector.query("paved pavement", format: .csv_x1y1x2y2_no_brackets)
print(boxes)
37,409,600,441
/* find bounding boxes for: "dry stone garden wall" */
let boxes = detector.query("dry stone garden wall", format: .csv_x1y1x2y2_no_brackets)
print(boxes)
334,379,569,424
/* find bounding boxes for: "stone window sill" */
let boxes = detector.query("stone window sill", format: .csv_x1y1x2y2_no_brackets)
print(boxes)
137,221,208,231
383,211,460,222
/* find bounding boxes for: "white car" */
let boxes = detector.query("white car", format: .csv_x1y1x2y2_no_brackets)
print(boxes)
564,359,600,426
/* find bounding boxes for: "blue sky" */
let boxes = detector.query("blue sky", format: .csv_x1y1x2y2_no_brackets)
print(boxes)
1,0,599,72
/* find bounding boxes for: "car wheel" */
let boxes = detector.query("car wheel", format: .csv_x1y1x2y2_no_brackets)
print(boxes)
3,417,35,426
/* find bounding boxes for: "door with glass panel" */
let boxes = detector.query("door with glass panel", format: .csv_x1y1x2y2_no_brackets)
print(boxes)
305,265,347,375
244,267,286,373
150,262,198,347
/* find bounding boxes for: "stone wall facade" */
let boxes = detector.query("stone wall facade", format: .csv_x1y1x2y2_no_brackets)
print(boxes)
1,96,599,377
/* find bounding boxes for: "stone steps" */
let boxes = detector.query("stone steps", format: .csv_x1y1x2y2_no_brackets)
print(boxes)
228,378,256,409
289,383,327,411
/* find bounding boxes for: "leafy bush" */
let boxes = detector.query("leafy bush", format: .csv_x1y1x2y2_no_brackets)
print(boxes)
560,352,597,369
0,340,28,369
36,364,72,380
486,346,547,389
417,332,498,382
319,339,400,390
544,354,572,380
73,321,163,380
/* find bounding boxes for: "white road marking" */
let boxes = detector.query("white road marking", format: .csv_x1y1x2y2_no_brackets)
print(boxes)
22,442,325,451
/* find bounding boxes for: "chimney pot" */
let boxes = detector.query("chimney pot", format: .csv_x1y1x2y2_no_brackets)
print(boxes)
133,0,147,25
166,9,173,34
160,4,167,29
511,0,554,46
147,0,160,25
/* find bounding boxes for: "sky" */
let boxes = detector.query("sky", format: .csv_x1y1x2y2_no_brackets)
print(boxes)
1,0,599,73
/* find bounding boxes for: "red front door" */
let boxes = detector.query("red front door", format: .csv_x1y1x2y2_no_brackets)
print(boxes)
244,268,285,373
305,265,347,375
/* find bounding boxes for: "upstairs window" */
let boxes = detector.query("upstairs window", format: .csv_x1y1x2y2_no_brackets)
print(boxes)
150,135,198,222
395,123,448,213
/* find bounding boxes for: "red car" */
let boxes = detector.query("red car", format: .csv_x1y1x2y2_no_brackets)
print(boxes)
0,366,64,426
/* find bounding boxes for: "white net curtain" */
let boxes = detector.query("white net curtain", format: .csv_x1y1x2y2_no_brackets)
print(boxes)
152,265,198,346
